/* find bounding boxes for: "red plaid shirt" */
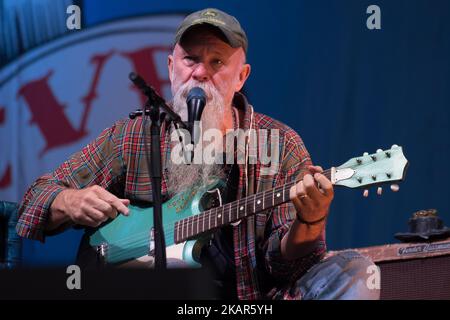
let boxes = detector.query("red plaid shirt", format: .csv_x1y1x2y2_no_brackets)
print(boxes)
17,93,326,300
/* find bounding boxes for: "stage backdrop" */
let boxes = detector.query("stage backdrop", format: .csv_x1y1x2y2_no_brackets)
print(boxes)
0,0,449,265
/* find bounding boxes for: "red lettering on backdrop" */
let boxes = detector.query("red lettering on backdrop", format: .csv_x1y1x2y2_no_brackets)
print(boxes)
17,50,114,157
2,46,171,188
16,47,168,158
121,46,171,105
18,71,86,157
0,107,12,188
80,50,115,132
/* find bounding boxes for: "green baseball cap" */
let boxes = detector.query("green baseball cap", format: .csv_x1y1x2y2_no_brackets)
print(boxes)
174,8,248,53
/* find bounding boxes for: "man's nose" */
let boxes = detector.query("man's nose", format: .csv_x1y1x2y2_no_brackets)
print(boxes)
192,63,210,82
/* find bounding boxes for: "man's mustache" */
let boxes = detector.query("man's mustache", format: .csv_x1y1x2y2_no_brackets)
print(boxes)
178,81,215,101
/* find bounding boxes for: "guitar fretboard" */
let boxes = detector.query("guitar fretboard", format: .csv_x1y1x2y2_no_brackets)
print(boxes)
174,169,331,243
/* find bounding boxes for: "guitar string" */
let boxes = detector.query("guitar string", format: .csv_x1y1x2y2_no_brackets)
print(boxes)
105,170,333,259
104,168,332,250
105,174,302,248
105,182,291,258
105,182,294,261
107,177,339,261
103,169,332,250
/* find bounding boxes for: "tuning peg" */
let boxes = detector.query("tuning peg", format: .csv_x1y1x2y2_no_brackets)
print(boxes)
363,152,369,156
390,184,400,192
363,189,369,197
376,149,383,153
391,144,399,149
377,187,383,195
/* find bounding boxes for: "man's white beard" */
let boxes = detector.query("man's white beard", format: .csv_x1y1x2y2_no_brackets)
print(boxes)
166,79,231,196
166,161,225,196
171,78,230,133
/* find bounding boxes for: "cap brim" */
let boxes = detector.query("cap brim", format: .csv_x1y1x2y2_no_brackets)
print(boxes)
176,22,243,49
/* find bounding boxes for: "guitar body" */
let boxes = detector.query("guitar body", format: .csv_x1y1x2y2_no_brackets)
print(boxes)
88,178,226,268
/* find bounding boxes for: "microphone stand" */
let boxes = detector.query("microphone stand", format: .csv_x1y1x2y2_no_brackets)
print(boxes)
128,72,187,270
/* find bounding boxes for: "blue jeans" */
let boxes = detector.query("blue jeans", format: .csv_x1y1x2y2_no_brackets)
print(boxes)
296,250,380,300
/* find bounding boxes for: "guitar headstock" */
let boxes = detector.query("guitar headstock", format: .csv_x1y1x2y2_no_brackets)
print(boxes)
332,145,408,196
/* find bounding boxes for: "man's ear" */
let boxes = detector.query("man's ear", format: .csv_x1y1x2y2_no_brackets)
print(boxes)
168,55,174,82
235,63,251,92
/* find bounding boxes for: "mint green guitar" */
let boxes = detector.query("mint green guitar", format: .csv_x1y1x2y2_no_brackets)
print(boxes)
88,145,408,268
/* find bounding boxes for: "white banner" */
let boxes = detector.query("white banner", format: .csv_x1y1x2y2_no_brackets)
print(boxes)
0,14,184,202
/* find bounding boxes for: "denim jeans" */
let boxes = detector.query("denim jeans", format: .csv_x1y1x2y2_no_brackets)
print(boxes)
170,250,380,300
296,250,380,300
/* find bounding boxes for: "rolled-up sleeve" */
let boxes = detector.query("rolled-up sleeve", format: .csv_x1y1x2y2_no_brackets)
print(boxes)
16,176,68,242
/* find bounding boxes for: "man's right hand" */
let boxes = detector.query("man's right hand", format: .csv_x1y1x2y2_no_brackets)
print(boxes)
48,185,130,230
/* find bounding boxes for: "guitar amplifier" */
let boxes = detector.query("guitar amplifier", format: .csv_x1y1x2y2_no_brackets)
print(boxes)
332,238,450,300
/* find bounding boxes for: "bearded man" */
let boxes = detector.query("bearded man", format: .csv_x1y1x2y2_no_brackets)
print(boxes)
16,8,379,300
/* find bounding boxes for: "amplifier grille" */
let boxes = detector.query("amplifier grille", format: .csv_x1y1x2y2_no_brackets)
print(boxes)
379,255,450,300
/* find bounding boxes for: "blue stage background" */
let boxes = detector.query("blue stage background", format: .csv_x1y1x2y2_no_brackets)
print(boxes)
4,0,449,265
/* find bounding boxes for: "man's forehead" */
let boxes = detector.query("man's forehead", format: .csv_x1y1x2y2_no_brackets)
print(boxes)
176,43,227,56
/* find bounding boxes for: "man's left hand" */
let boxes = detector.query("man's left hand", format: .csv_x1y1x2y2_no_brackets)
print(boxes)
289,165,334,224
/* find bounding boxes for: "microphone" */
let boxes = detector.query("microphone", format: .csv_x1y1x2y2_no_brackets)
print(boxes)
186,87,206,146
127,72,187,130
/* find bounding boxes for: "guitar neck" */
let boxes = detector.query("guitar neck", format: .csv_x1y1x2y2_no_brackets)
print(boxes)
174,168,332,243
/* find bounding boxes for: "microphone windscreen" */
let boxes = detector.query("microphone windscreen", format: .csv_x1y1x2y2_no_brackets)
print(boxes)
186,87,206,105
